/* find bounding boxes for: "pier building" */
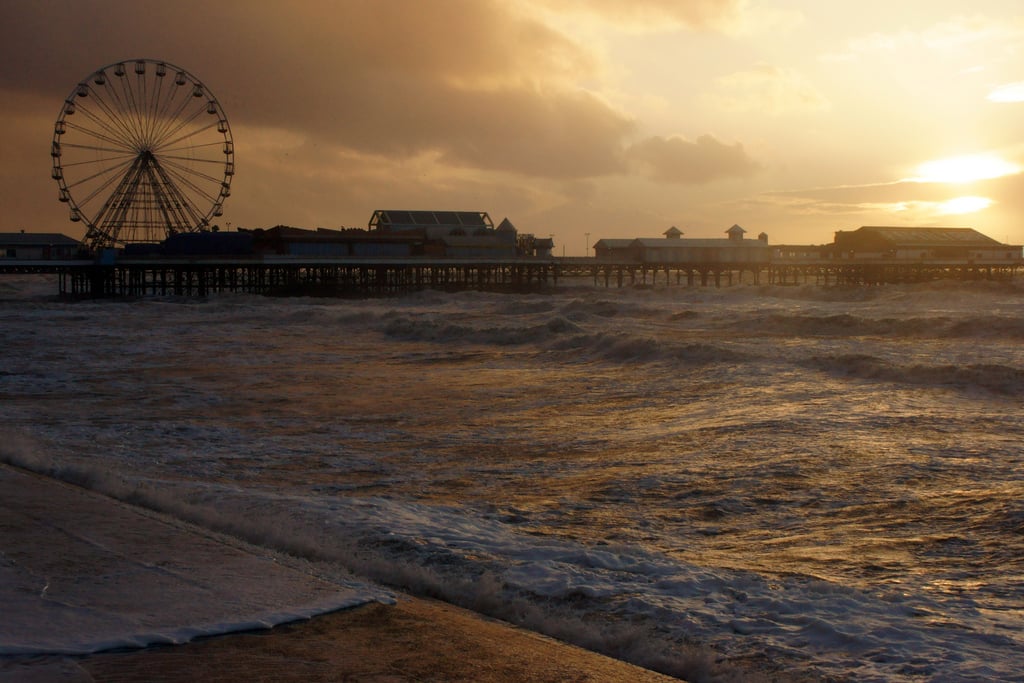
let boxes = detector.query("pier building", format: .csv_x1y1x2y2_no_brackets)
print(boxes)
770,226,1023,285
591,225,771,286
0,232,82,260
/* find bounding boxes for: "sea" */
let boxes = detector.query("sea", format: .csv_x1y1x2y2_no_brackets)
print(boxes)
1,273,1022,682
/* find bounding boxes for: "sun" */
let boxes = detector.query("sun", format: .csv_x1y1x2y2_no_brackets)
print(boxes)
910,154,1021,184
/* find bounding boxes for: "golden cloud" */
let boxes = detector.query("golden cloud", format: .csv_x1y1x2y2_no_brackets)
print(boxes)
708,65,829,115
527,0,745,31
625,134,759,184
988,81,1024,103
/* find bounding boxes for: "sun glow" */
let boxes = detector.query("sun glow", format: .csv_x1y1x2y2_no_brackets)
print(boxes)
938,196,992,215
987,81,1024,103
910,154,1021,184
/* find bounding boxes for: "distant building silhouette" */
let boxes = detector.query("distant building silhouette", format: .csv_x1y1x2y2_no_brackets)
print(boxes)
0,232,81,260
826,226,1021,262
594,225,770,264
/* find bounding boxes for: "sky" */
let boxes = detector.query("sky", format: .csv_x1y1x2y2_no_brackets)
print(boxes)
2,0,1024,254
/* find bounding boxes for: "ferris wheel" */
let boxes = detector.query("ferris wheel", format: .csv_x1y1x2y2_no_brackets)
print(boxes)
51,59,234,250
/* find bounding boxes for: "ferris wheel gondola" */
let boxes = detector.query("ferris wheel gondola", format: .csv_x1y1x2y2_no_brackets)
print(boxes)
51,59,234,250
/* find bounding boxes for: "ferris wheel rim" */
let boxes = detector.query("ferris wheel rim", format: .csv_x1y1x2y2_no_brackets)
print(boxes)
51,58,234,249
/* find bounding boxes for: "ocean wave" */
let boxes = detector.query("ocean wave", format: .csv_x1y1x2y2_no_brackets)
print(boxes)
557,297,668,321
550,331,746,366
718,311,1024,340
754,279,1024,302
377,308,750,365
806,354,1024,394
381,313,583,346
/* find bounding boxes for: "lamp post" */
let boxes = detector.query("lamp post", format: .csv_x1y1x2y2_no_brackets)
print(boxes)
584,232,590,258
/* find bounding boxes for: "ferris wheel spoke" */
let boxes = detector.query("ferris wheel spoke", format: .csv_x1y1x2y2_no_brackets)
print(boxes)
61,159,138,195
65,155,134,193
85,81,147,148
67,103,140,151
159,161,222,205
58,146,138,166
93,162,146,236
60,146,136,167
149,89,199,147
158,143,227,159
90,79,146,150
156,177,207,228
145,74,176,147
159,152,224,186
155,122,224,155
159,154,230,171
158,127,226,158
115,70,156,151
151,76,190,148
160,158,227,191
144,153,211,227
145,166,197,231
73,160,138,209
152,106,209,150
114,70,146,146
143,75,177,151
60,152,138,169
134,70,166,151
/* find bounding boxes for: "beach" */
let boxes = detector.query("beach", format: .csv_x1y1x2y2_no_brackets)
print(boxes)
0,463,678,682
76,598,677,682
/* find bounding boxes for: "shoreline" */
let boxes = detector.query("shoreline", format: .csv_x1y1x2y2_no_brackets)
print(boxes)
0,462,680,682
70,596,679,682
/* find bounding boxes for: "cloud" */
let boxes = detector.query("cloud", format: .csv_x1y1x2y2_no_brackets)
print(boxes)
754,170,1024,227
528,0,802,36
988,81,1024,103
0,0,773,242
0,0,635,181
0,93,62,231
823,14,1024,62
707,65,829,115
625,134,759,184
528,0,745,31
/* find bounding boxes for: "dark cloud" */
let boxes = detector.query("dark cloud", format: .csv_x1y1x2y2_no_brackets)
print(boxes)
0,0,633,179
0,0,769,239
625,134,759,184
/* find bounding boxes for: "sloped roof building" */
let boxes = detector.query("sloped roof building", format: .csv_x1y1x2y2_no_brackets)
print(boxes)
0,232,81,260
595,225,770,264
369,210,493,238
368,210,517,258
830,226,1020,261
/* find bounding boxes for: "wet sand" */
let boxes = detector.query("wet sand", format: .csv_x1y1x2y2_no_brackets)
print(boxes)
76,597,676,682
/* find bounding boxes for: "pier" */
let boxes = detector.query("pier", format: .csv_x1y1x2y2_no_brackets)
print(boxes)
1,258,561,298
1,255,1020,298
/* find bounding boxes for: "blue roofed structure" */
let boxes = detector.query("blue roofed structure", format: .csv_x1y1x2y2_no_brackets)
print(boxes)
369,210,517,258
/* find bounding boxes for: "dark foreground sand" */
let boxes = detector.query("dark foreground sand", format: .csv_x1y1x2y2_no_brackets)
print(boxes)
0,463,676,682
77,597,676,682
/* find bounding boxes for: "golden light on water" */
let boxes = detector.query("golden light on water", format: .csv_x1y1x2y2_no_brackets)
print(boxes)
910,155,1021,184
